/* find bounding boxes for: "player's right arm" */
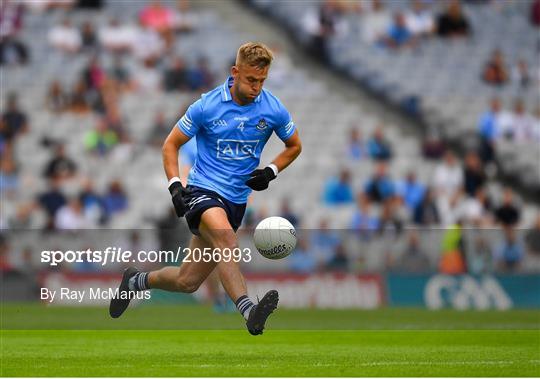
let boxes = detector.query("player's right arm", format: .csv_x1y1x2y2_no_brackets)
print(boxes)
162,98,204,217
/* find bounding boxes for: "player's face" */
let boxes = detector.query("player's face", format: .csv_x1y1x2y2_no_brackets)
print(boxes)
231,63,269,105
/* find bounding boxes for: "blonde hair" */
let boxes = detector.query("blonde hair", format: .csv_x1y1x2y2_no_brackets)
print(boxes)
236,42,274,69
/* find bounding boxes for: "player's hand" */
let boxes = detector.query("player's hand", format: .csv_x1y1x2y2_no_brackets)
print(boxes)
245,167,276,191
168,181,189,217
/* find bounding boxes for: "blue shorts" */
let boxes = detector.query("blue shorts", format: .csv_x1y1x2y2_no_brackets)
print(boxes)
184,185,247,236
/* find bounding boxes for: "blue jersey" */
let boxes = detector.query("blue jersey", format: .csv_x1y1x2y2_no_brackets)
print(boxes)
176,76,296,204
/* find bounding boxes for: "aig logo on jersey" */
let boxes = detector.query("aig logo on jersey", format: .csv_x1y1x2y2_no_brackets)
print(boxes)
217,139,260,160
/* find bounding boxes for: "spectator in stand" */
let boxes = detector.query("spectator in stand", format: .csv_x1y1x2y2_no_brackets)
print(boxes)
36,180,67,229
463,151,486,197
84,118,118,156
351,193,379,239
525,215,540,256
478,97,502,163
0,0,29,66
346,126,366,160
0,154,18,198
131,20,165,62
147,109,170,147
436,0,470,38
69,79,90,113
377,196,406,238
422,129,446,160
326,243,349,272
279,198,300,228
55,198,91,230
310,219,340,265
83,56,106,91
468,236,493,275
494,229,524,272
397,171,425,211
163,56,190,91
43,143,77,181
323,168,354,205
103,180,128,217
139,0,175,47
79,178,104,225
413,187,440,225
109,56,134,92
48,19,82,54
134,58,162,92
405,0,435,37
364,162,395,203
494,188,520,229
80,21,97,51
98,18,136,54
1,93,28,153
289,238,317,273
172,0,197,33
532,0,540,27
189,56,215,91
378,12,415,50
498,99,535,143
46,80,69,113
482,49,509,86
393,230,430,273
456,186,492,226
512,59,531,90
367,126,392,161
361,0,391,44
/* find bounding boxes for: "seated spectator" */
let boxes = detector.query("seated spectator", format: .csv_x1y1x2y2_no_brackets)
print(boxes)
367,126,392,161
436,0,470,38
109,56,134,92
134,58,162,92
393,230,430,273
43,143,77,180
494,188,520,228
139,0,175,33
512,59,531,89
397,171,425,211
103,180,128,217
378,12,415,49
171,0,197,33
69,79,90,113
1,93,28,150
482,49,509,86
55,198,90,230
525,215,540,256
325,243,349,272
0,36,29,66
433,150,463,197
163,56,190,92
189,56,215,91
377,197,405,238
422,130,446,160
532,0,540,27
323,169,354,205
351,194,379,238
279,199,300,228
463,151,486,197
289,238,316,273
80,21,97,50
79,178,104,225
46,80,69,113
498,99,535,143
361,0,391,44
0,154,18,197
413,187,440,225
37,180,67,229
346,126,366,160
494,229,524,272
364,162,394,203
84,118,118,156
98,18,136,53
477,97,502,163
83,56,106,91
131,19,165,62
48,19,82,53
456,186,492,226
310,219,340,265
405,0,435,37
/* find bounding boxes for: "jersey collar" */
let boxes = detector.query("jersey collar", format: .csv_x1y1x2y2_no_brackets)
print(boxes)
221,76,261,103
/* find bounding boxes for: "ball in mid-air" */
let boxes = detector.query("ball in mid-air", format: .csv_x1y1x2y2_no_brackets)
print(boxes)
253,216,297,259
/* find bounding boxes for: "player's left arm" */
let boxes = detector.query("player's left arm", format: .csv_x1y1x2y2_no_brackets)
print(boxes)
246,130,302,191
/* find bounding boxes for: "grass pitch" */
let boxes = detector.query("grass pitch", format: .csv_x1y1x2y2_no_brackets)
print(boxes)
1,304,539,376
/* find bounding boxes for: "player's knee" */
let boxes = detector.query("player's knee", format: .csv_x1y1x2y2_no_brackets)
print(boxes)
212,232,238,251
175,277,200,293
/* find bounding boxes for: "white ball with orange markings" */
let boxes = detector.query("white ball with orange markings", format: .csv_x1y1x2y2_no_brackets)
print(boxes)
253,216,297,259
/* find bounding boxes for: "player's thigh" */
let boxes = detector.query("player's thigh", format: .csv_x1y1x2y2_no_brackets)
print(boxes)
177,234,217,287
198,207,238,250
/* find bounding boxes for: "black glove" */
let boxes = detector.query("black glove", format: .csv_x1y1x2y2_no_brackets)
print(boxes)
168,181,189,217
245,167,276,191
